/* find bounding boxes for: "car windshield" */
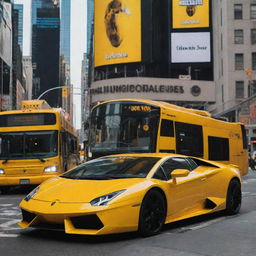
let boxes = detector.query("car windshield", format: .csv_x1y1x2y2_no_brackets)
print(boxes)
61,156,160,180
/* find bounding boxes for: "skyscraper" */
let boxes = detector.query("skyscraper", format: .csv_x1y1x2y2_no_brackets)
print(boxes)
60,0,70,66
13,4,23,51
86,0,93,55
31,0,61,107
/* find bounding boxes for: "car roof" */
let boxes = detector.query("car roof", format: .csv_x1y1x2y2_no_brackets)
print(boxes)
99,153,186,158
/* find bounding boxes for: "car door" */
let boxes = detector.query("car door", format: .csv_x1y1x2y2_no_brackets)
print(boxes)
160,157,207,220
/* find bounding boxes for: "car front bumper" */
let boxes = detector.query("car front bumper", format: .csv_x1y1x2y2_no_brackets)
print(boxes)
19,198,141,235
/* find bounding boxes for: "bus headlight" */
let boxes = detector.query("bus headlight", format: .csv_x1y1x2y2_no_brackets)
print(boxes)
44,165,58,173
0,169,5,175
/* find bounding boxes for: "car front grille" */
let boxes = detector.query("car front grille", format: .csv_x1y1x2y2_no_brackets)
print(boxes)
21,209,36,223
70,214,104,230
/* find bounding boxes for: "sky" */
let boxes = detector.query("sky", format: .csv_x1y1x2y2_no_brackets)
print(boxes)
14,0,87,129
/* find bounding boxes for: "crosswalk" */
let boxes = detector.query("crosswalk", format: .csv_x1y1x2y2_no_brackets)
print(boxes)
0,203,22,238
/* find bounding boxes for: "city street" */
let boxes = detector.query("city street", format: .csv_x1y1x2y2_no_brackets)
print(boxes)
0,170,256,256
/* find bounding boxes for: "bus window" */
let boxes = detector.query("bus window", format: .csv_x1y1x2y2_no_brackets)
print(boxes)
175,122,203,157
208,136,229,161
160,119,174,137
241,125,247,149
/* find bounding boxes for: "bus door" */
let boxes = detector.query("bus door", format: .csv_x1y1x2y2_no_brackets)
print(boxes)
61,130,68,172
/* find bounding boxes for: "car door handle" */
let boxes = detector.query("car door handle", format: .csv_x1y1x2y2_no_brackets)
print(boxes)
201,177,207,181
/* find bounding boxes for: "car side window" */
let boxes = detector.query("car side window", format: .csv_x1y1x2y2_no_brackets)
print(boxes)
156,157,191,180
152,166,168,181
186,158,199,171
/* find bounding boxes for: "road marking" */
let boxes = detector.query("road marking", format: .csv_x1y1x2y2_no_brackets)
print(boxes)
166,216,227,234
0,219,20,228
0,232,19,238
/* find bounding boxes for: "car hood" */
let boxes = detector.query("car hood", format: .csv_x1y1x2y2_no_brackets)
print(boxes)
32,176,146,203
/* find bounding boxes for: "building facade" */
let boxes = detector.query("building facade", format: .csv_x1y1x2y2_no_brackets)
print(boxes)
12,4,25,109
22,56,33,100
0,0,13,111
31,0,61,107
60,0,70,66
13,3,23,50
89,0,214,109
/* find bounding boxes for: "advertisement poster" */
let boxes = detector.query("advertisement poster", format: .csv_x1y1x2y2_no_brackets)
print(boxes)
94,0,141,67
171,32,211,63
172,0,209,29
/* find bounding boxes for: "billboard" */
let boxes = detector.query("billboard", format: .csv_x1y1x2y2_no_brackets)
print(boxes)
94,0,141,67
171,32,211,63
172,0,209,28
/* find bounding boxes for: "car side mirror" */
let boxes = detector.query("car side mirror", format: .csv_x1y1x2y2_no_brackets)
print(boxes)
171,169,190,184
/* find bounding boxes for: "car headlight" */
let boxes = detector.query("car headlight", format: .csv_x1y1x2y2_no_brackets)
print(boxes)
44,165,58,173
0,169,5,175
24,187,40,202
90,190,126,206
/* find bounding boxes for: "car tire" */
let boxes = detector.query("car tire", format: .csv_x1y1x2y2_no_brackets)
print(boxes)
225,179,241,215
138,189,166,237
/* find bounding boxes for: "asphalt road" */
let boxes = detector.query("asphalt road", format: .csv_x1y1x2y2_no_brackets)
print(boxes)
1,171,256,256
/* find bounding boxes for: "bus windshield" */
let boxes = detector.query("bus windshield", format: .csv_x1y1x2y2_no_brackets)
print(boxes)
0,130,58,160
89,102,160,157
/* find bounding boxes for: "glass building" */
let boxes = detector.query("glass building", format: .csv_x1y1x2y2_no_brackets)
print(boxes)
86,0,93,55
60,0,71,66
13,4,23,51
31,0,61,107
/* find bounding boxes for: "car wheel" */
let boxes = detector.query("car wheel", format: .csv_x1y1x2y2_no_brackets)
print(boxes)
138,189,166,237
225,179,241,215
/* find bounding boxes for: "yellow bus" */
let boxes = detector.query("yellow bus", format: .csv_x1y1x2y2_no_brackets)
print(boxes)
0,100,79,192
88,99,248,176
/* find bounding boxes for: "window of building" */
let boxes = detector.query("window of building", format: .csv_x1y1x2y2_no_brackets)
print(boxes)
160,119,174,137
252,52,256,70
175,122,203,157
251,4,256,19
234,4,243,19
251,29,256,44
208,136,229,161
234,30,243,44
235,53,244,70
235,81,244,99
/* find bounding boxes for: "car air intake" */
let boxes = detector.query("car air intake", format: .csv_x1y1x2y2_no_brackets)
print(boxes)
21,209,36,223
70,214,104,230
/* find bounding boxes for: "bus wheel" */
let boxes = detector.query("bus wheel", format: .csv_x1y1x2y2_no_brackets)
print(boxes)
225,179,241,215
138,190,166,237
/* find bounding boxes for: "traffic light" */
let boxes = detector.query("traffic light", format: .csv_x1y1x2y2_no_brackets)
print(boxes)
62,88,68,98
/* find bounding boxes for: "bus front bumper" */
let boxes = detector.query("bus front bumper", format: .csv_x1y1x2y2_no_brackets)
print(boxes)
0,174,58,186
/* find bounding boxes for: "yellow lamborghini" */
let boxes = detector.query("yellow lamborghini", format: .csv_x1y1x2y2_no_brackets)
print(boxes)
19,153,242,236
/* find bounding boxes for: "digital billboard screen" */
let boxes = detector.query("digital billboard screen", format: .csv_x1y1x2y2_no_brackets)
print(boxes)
172,0,210,29
94,0,141,67
171,32,211,63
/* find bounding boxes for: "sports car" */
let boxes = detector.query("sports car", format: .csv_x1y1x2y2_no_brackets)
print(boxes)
19,153,242,236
